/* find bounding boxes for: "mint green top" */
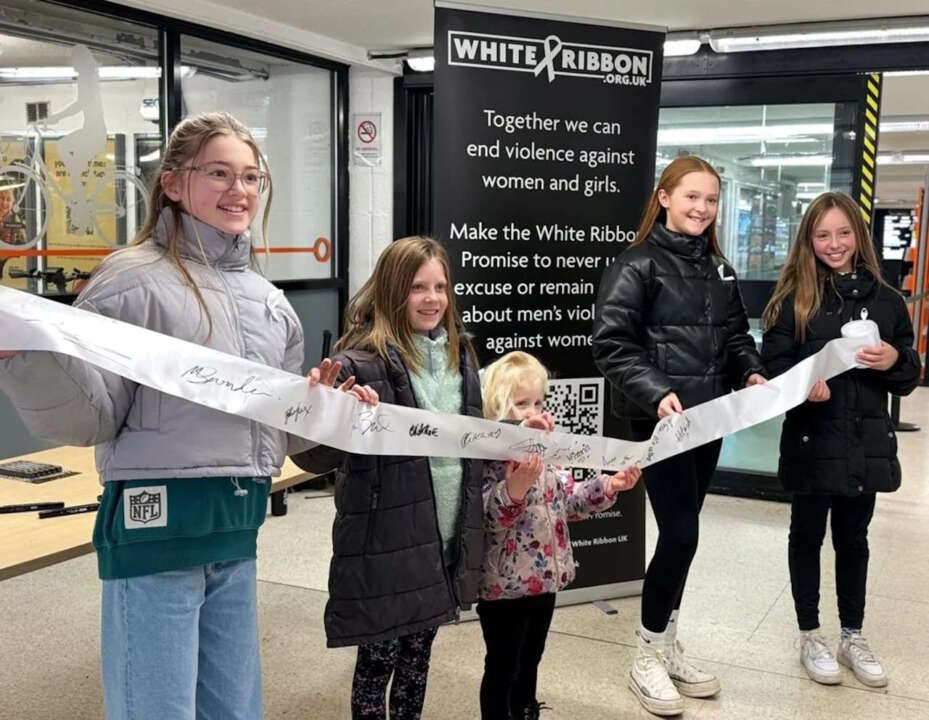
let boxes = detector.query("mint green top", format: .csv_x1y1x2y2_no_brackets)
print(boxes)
408,330,464,563
93,476,270,579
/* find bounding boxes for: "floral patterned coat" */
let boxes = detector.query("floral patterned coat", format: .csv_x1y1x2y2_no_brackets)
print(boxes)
479,461,617,601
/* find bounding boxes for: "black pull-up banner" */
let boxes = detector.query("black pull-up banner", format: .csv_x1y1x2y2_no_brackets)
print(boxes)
434,3,664,597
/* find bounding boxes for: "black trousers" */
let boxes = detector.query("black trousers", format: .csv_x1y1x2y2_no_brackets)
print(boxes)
477,593,557,720
789,492,876,631
641,440,722,632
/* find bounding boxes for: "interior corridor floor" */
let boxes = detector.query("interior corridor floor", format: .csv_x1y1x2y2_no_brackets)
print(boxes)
2,388,927,719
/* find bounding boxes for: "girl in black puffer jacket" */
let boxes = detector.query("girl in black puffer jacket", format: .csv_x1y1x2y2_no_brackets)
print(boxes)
593,156,766,716
762,192,920,690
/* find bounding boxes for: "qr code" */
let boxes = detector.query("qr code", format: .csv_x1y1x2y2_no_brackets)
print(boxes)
547,377,604,481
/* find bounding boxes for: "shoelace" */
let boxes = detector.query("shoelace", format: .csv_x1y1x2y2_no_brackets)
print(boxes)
521,700,552,719
797,633,833,661
845,635,877,664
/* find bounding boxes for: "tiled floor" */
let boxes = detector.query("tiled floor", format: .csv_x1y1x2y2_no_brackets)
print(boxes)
2,389,927,719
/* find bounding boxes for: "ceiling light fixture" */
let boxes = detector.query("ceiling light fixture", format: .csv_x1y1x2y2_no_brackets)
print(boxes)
664,32,704,57
658,123,832,145
709,17,929,53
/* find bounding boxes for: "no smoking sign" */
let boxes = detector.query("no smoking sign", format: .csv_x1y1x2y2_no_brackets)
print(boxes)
352,113,382,165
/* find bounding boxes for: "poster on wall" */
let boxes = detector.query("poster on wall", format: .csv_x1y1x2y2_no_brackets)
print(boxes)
0,137,31,292
434,4,664,598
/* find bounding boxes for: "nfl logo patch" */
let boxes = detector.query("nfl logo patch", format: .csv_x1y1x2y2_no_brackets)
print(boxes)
124,486,167,529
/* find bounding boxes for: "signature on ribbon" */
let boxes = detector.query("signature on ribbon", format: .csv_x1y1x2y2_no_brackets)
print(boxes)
181,365,272,398
353,406,392,437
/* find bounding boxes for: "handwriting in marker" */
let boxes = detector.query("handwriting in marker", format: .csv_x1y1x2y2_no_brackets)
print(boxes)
354,406,392,436
461,427,502,448
181,365,272,397
509,437,548,456
602,455,618,468
409,423,438,438
551,442,591,463
284,402,313,425
674,415,692,442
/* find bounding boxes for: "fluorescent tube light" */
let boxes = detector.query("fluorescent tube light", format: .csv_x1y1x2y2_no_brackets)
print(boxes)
877,153,929,164
709,18,929,53
0,66,193,81
749,154,833,167
406,55,435,72
658,123,832,145
880,119,929,133
664,33,703,57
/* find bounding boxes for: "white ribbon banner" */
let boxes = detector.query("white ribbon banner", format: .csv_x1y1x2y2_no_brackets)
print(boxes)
0,286,881,471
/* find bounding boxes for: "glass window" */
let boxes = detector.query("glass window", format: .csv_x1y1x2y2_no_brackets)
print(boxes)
0,0,160,295
656,102,857,480
657,103,855,281
180,35,335,282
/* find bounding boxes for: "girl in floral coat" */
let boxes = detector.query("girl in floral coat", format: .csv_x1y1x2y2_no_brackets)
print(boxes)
477,351,641,720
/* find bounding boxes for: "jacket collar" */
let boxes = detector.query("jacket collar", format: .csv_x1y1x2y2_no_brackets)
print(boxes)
152,207,251,271
649,223,709,260
832,266,877,301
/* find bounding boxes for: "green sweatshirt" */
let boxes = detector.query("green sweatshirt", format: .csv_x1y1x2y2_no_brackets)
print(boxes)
93,476,270,579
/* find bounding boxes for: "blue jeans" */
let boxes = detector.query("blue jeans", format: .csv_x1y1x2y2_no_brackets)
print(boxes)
101,559,262,720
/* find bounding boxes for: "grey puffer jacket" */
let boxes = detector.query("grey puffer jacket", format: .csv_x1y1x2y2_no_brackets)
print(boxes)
0,208,311,481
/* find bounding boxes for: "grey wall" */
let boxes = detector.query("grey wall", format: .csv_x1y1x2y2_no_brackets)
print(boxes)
0,287,341,461
286,287,341,371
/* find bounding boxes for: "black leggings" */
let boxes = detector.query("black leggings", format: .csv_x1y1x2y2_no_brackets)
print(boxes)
477,593,556,720
789,492,876,631
641,440,721,632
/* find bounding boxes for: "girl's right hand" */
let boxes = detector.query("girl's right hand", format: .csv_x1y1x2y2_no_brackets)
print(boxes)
308,358,378,405
657,392,683,418
807,380,831,402
505,453,543,502
0,351,17,359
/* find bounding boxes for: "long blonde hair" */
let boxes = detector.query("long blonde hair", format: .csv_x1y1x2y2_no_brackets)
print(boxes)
481,351,548,421
763,192,887,340
131,112,273,336
337,236,471,373
634,155,724,257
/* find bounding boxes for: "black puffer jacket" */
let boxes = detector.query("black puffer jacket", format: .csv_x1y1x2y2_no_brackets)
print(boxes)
292,343,484,648
762,270,920,495
592,224,765,439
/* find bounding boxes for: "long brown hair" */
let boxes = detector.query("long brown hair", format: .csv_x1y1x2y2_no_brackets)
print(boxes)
634,155,723,257
337,236,472,373
762,191,887,340
130,112,274,336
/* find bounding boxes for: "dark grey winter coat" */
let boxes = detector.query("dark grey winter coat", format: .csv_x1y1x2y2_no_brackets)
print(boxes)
292,343,484,647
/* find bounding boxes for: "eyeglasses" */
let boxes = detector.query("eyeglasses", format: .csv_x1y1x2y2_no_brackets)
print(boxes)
183,162,269,195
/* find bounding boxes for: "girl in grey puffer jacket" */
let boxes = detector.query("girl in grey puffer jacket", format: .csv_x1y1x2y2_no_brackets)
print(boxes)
477,351,640,720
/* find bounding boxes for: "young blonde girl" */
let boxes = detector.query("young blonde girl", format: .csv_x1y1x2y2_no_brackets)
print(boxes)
592,155,766,716
292,236,485,719
762,192,920,688
477,351,640,720
0,111,358,719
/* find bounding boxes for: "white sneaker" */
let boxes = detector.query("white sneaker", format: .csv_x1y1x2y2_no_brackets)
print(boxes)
663,638,721,698
799,631,841,685
628,633,684,716
838,633,888,688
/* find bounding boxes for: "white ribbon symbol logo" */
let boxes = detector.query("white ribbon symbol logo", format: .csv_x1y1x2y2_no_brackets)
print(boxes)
533,35,563,82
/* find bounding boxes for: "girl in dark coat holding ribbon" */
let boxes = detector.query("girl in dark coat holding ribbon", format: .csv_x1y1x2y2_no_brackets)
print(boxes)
762,191,920,689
